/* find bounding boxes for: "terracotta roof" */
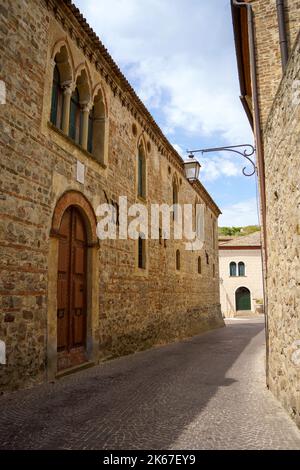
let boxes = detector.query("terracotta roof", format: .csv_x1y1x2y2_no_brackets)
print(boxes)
219,231,261,247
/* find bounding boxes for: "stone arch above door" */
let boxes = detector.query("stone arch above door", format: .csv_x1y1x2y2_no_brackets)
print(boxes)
50,190,98,246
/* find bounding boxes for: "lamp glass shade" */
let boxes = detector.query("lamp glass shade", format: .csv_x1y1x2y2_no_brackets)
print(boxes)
184,157,201,181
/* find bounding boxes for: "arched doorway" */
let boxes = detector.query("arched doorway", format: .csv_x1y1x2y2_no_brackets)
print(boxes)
57,206,88,370
235,287,251,311
47,190,99,378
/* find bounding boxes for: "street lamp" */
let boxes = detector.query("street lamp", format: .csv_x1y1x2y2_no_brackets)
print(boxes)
186,144,257,177
184,153,201,181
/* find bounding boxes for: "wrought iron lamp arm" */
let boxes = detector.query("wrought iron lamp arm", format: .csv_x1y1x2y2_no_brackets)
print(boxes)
186,144,256,177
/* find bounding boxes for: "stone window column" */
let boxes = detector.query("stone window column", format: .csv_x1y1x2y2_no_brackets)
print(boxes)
61,82,73,134
81,102,92,151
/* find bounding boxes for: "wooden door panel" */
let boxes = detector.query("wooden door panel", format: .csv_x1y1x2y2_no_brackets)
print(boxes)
57,308,68,350
57,206,87,361
58,241,69,273
75,213,85,241
74,246,85,274
72,308,85,346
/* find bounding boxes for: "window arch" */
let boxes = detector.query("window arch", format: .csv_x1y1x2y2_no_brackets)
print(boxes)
198,256,202,274
69,67,91,146
50,44,73,132
230,262,237,277
50,64,64,128
176,249,180,270
69,87,82,144
138,234,146,269
87,88,106,162
238,262,245,277
172,177,179,220
137,142,146,198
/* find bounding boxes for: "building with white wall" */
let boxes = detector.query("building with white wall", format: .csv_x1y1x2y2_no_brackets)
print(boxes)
219,232,264,317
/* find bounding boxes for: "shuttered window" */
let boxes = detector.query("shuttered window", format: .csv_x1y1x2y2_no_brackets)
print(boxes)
238,262,245,276
230,262,237,276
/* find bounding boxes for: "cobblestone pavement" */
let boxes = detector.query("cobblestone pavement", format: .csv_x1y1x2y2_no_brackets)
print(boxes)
0,317,300,450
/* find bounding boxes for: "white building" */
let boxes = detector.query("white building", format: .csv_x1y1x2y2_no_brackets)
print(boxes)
219,232,264,317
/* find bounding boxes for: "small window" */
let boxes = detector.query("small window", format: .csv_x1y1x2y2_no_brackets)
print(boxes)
206,252,209,265
238,262,245,277
172,179,179,220
138,236,146,269
88,89,106,163
230,262,237,276
87,106,94,154
50,65,64,129
176,249,180,270
213,263,215,278
69,87,82,145
198,256,202,274
138,144,146,198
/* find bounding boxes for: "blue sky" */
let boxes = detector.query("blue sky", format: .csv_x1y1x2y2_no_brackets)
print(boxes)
75,0,259,227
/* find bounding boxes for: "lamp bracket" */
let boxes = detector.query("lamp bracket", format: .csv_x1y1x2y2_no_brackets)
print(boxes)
186,144,256,177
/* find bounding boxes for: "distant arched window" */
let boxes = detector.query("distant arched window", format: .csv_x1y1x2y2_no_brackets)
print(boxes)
69,87,82,145
50,64,64,129
213,263,216,278
137,143,146,198
198,256,202,274
172,178,179,220
238,262,245,277
88,88,106,163
138,235,146,269
230,262,237,276
50,45,72,131
176,250,180,270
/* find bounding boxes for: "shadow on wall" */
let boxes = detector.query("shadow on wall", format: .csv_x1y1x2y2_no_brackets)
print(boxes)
0,321,265,449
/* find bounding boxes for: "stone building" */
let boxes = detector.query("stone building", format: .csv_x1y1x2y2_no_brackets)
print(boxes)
219,232,264,317
0,0,223,390
231,0,300,427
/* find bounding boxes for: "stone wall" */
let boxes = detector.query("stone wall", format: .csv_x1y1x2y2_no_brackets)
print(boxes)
263,32,300,427
249,0,300,130
0,0,223,391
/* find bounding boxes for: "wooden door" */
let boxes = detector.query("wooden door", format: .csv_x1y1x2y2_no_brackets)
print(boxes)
57,206,87,368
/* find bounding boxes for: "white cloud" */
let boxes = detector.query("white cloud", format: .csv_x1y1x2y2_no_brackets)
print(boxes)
75,0,253,145
219,198,259,227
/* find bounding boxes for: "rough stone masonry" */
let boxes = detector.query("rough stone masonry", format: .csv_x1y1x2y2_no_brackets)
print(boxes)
0,0,223,391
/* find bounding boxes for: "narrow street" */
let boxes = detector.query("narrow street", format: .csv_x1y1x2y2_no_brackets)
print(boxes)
0,318,299,450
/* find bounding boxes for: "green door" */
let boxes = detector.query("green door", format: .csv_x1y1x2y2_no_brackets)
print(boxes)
236,287,251,311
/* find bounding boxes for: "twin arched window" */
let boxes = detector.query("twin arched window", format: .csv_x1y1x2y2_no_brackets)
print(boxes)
230,261,245,277
50,45,106,165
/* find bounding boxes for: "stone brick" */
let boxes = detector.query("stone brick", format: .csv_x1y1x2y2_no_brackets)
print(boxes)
0,0,224,391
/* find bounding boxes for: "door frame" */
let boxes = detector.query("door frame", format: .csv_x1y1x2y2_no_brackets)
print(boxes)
235,286,251,311
47,191,99,380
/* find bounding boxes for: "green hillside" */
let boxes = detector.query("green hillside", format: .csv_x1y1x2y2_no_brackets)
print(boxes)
218,225,261,237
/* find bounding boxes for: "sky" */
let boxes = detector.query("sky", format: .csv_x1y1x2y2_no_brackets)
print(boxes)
75,0,259,227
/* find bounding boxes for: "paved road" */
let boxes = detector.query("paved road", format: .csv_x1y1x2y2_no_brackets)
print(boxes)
0,317,300,450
